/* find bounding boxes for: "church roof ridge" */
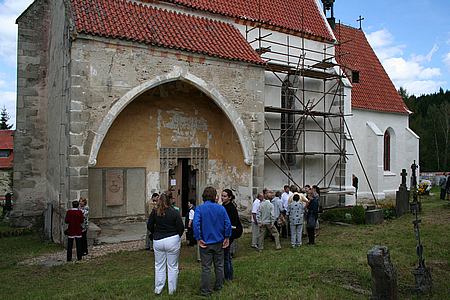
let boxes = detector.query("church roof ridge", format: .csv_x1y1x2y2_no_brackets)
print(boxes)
140,0,335,42
70,0,265,65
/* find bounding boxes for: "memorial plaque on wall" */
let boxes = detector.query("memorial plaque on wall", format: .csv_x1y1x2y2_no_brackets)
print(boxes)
106,169,124,206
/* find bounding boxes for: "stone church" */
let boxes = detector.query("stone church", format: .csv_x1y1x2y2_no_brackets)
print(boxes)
12,0,418,242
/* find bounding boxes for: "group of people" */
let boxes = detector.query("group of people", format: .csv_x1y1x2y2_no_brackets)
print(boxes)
439,173,450,200
64,197,89,261
251,184,320,250
146,187,242,297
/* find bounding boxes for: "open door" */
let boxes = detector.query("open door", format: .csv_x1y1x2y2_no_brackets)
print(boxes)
169,158,197,216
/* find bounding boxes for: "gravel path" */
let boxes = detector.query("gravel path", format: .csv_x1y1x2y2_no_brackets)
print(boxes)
19,240,145,267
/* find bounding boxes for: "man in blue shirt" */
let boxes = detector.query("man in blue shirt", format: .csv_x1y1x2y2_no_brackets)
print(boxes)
193,186,231,296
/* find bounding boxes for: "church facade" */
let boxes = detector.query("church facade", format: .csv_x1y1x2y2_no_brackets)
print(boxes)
12,0,417,242
334,24,420,200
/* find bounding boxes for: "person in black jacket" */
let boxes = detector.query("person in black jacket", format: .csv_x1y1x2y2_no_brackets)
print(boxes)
221,189,242,281
147,193,184,296
305,186,320,245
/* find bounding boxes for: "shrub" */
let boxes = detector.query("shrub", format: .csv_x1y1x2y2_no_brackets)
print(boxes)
376,199,396,220
378,199,395,209
351,205,365,224
383,208,396,220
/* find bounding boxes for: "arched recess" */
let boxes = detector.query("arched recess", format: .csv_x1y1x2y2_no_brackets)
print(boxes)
383,127,396,172
88,66,254,167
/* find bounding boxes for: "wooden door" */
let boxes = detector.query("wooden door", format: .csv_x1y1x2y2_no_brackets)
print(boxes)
169,160,183,211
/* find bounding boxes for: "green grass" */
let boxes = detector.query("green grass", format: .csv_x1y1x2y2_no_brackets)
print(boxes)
1,193,449,299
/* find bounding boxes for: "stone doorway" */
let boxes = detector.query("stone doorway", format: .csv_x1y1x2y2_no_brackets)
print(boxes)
160,147,207,216
169,158,197,216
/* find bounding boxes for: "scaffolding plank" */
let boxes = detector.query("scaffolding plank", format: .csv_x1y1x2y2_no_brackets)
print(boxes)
264,106,343,117
311,61,337,69
266,62,339,79
302,69,337,79
265,62,292,73
265,151,346,156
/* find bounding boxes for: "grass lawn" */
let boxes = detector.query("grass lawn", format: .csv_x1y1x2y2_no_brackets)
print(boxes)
1,192,449,299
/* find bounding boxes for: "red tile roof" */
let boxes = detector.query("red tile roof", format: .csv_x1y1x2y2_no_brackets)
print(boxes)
334,24,408,114
0,130,14,169
155,0,334,42
70,0,265,65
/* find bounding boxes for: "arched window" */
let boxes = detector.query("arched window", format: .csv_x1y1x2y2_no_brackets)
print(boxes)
281,75,298,166
384,131,390,171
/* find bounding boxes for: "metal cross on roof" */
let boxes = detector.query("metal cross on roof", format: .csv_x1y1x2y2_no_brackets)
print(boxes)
357,15,365,30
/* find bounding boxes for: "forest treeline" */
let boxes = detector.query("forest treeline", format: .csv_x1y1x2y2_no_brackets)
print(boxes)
400,87,450,172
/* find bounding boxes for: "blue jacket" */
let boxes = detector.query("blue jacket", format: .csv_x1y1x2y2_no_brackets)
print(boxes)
193,201,232,245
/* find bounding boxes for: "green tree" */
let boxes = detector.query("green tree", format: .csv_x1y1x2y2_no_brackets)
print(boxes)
0,107,13,130
402,88,450,171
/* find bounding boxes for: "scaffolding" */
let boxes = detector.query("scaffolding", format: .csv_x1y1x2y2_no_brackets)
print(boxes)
245,20,352,206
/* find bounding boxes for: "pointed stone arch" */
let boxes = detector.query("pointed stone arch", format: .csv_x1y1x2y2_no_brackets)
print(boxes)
88,66,254,167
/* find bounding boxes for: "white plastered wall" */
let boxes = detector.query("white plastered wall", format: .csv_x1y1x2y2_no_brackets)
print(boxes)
348,109,419,200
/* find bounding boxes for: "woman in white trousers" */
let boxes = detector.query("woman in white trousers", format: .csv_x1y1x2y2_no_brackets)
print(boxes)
147,193,184,295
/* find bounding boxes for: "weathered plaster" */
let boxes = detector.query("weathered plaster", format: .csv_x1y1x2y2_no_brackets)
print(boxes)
95,81,251,203
89,66,255,167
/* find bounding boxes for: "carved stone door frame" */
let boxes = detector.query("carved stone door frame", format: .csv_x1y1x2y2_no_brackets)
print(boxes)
160,148,208,200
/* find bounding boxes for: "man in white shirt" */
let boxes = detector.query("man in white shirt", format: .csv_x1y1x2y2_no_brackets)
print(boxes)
281,185,292,212
280,185,292,238
251,192,263,248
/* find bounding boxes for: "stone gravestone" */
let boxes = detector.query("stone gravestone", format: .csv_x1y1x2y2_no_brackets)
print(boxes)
367,245,398,300
395,169,410,217
365,209,384,225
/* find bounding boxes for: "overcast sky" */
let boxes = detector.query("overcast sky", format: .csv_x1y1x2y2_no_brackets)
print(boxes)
0,0,449,128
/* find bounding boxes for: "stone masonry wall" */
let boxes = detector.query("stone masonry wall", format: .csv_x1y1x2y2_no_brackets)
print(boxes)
68,36,265,210
45,0,71,242
12,0,50,225
0,169,12,195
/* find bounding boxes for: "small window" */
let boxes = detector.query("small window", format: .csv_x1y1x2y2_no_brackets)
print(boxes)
352,70,360,83
383,131,390,171
0,150,10,158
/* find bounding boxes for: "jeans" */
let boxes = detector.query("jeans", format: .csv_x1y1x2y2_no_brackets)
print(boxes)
153,235,181,295
223,244,233,280
290,223,303,246
307,226,315,244
200,242,224,296
67,237,82,261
